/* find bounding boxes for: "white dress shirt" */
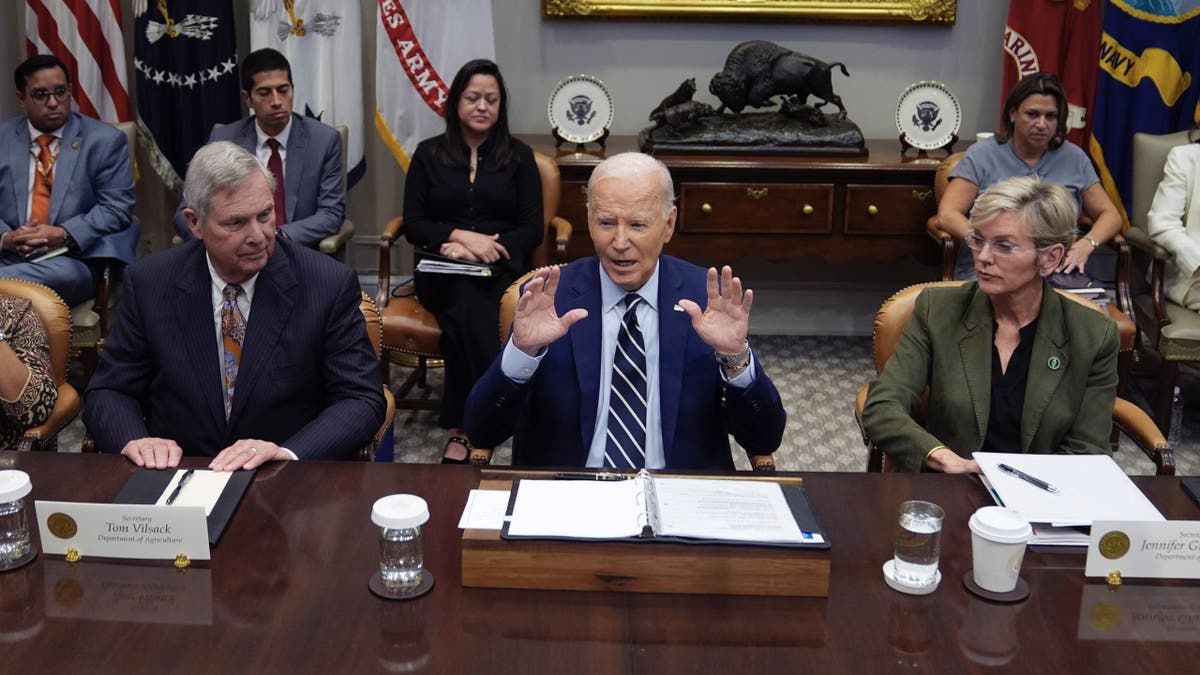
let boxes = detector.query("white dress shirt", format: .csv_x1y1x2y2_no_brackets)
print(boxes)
253,115,292,175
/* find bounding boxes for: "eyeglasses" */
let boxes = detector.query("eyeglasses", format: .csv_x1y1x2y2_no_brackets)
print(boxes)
28,86,70,104
964,231,1033,257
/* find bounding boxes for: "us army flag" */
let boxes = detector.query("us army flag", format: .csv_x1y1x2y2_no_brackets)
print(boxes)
375,0,495,171
249,0,366,188
1089,0,1200,226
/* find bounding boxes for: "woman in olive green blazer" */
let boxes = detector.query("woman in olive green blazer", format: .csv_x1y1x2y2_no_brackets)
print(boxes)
862,177,1119,473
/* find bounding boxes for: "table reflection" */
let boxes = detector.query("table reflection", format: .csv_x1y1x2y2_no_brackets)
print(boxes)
1078,582,1200,643
43,559,212,625
0,559,43,642
956,593,1027,666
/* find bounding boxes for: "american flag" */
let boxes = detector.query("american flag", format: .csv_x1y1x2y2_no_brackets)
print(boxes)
24,0,132,124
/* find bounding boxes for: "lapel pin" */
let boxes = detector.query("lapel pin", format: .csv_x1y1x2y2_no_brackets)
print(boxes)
1047,356,1062,370
71,140,80,149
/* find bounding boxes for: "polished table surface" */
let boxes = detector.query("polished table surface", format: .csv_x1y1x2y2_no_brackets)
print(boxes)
3,451,1200,673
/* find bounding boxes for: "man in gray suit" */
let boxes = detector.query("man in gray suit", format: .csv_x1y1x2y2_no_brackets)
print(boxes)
172,48,344,248
0,54,137,306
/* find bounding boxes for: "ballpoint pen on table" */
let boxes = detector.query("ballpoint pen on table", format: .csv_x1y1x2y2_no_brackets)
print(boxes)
998,463,1059,494
165,469,195,505
552,472,629,481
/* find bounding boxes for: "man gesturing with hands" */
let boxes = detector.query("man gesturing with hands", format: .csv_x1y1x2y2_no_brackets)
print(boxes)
465,152,785,470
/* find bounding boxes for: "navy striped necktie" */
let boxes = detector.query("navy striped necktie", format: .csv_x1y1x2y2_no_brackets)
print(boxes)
605,293,648,469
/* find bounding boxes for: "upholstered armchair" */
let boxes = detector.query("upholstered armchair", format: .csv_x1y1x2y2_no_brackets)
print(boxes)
854,281,1173,475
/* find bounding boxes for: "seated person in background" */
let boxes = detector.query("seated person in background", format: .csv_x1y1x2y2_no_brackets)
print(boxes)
86,141,384,470
172,48,344,248
938,72,1120,281
863,176,1118,473
464,152,785,470
1147,124,1200,308
403,59,542,463
0,54,136,305
0,293,56,449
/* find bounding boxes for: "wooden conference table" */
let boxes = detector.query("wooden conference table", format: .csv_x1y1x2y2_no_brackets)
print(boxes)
2,451,1199,673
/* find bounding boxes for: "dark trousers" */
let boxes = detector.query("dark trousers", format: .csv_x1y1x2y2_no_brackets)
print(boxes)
415,269,514,430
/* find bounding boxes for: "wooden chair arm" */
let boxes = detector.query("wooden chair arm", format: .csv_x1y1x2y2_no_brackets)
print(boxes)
359,388,397,462
549,216,572,260
377,216,405,310
319,218,355,255
1113,397,1174,475
1122,227,1172,261
926,216,957,282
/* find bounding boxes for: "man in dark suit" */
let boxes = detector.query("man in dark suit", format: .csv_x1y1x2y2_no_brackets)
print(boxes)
86,141,383,470
171,48,343,248
0,54,137,306
465,152,785,470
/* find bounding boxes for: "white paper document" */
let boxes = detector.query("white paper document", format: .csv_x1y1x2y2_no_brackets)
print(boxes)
154,469,232,517
457,489,512,530
416,259,493,277
975,453,1164,532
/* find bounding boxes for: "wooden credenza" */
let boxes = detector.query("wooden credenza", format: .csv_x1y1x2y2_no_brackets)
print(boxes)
525,136,954,268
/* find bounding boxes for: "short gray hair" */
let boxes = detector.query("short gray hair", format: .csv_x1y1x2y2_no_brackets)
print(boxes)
587,152,675,218
182,141,274,223
968,176,1078,250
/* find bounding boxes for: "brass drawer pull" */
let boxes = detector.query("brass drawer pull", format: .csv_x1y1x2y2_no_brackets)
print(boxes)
802,204,814,216
701,203,713,214
867,205,879,216
912,189,933,201
746,187,769,200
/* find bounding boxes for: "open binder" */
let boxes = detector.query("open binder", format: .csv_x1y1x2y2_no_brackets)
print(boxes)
114,469,254,545
501,470,829,549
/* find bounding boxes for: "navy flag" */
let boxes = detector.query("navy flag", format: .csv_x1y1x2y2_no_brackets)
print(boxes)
133,0,241,192
1090,0,1200,227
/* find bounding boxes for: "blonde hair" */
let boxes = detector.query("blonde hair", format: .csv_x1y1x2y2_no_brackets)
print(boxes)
968,176,1077,250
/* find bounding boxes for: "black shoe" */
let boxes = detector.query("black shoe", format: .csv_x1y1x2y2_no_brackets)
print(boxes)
440,436,471,464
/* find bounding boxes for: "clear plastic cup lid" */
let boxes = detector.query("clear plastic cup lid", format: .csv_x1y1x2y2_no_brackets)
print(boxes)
372,494,429,529
969,506,1031,544
0,470,31,503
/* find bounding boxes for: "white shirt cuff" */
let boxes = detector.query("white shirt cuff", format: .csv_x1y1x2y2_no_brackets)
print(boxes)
719,351,757,389
281,447,298,460
500,337,546,383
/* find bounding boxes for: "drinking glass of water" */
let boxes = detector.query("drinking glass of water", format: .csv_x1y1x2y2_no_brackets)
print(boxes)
893,500,944,587
371,495,429,594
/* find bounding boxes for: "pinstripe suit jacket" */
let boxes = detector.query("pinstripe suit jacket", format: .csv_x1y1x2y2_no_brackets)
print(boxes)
84,239,384,459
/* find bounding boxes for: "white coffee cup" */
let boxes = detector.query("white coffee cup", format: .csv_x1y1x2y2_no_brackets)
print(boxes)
976,132,995,143
968,507,1032,593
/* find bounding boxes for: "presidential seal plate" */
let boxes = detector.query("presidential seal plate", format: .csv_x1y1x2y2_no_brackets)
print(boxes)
548,74,614,145
896,81,961,151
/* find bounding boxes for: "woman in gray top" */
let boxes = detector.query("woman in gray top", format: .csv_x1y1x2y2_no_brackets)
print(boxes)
937,72,1121,280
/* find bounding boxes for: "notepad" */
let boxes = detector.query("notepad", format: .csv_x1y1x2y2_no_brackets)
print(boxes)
975,453,1164,546
415,252,495,277
502,470,828,548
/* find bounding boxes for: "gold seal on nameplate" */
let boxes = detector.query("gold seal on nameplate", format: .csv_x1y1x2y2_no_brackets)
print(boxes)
1099,531,1130,559
47,512,78,540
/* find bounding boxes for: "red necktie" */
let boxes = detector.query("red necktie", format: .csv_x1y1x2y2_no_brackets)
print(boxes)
30,134,55,224
266,138,287,226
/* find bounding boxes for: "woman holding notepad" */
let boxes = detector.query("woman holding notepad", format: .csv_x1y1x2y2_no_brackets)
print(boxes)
862,176,1119,473
401,59,543,463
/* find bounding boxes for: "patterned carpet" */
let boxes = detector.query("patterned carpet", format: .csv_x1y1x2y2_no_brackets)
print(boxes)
389,335,1200,476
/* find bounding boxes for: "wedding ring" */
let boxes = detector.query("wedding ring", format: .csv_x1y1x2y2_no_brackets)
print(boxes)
250,446,258,454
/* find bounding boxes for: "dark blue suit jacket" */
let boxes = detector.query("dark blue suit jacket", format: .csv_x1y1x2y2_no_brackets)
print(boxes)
465,255,786,469
84,239,384,459
172,114,345,247
0,111,137,263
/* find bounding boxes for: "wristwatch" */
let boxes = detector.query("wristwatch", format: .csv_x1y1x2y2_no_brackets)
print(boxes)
715,340,752,372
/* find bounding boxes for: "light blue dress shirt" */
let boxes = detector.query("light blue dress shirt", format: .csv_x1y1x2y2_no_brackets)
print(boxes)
500,260,755,469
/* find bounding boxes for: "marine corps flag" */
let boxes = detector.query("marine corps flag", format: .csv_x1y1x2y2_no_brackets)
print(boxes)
133,0,241,191
375,0,495,171
1002,0,1102,150
249,0,366,188
1090,1,1200,226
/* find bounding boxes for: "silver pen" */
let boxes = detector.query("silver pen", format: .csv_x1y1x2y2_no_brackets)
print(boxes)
999,463,1059,494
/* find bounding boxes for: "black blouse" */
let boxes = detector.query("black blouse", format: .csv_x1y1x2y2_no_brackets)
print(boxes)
402,134,543,275
983,319,1038,453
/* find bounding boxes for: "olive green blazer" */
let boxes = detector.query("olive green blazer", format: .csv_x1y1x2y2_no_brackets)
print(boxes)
862,282,1119,472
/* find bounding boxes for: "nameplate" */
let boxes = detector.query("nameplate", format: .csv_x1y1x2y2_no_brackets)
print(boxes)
34,501,210,562
1085,520,1200,579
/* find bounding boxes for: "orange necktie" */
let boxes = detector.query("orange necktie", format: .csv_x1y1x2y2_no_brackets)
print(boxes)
30,134,54,224
221,284,246,420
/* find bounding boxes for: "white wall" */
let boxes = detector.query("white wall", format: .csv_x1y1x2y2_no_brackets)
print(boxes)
3,0,1008,269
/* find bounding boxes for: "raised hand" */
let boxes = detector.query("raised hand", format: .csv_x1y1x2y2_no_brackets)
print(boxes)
676,266,752,356
511,266,588,356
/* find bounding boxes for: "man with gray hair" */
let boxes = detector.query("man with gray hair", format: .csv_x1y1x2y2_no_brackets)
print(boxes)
464,152,785,469
85,141,384,469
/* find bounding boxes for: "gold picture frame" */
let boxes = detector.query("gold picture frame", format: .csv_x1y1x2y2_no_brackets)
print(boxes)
543,0,956,23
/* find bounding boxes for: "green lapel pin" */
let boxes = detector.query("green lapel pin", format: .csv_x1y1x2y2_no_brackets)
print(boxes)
1047,356,1062,370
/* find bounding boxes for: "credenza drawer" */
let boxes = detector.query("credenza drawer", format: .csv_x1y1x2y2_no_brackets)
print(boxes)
844,185,936,235
680,183,834,234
